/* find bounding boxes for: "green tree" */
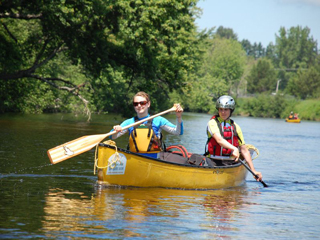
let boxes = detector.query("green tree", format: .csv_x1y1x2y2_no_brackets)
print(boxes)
286,66,320,99
176,37,246,113
215,26,238,40
252,42,265,59
265,42,276,60
241,39,253,56
241,39,265,59
274,26,318,69
0,0,201,117
270,26,318,91
242,94,287,118
247,58,277,93
176,73,226,113
207,37,246,95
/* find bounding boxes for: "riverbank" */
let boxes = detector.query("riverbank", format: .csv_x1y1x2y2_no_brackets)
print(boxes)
236,96,320,121
1,95,319,122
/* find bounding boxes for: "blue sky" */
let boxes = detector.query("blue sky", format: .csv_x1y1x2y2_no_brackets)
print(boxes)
195,0,320,48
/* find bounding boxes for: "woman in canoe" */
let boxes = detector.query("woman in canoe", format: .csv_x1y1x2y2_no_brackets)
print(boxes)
111,91,184,157
205,95,263,181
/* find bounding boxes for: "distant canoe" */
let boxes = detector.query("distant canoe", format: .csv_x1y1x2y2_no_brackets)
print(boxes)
95,142,254,190
285,118,301,123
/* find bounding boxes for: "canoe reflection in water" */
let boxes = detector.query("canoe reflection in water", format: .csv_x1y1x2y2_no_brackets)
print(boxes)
42,187,255,238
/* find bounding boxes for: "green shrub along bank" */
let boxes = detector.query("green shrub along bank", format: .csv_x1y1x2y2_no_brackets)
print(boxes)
235,95,320,121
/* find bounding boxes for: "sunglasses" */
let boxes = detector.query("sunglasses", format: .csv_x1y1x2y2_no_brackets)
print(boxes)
133,101,148,107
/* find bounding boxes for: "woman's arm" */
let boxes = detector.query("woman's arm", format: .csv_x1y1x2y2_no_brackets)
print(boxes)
111,126,128,139
160,119,183,135
110,118,133,139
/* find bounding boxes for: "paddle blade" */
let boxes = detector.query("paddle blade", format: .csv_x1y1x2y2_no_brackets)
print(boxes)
47,133,108,164
260,180,268,188
47,106,176,164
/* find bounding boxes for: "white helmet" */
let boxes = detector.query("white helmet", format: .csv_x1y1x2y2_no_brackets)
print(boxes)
216,95,235,111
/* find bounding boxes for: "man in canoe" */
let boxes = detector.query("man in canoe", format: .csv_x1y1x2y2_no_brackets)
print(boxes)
205,95,263,181
288,111,294,119
111,91,184,157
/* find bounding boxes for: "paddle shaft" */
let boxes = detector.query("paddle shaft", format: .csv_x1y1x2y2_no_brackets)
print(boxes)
84,105,177,140
108,106,177,137
238,158,268,187
47,105,177,164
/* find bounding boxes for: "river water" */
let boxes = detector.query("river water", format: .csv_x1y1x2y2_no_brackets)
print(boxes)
0,112,319,239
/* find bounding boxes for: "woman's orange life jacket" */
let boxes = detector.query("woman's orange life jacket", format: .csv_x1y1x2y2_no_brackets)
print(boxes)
206,115,241,156
128,118,162,153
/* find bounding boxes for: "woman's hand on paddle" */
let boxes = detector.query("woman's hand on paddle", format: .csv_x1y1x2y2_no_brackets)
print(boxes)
113,125,122,133
174,103,183,119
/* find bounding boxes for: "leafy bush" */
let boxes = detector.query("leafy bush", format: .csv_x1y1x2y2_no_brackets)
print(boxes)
237,94,288,118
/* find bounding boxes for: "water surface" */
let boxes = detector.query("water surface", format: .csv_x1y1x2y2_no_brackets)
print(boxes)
0,112,319,239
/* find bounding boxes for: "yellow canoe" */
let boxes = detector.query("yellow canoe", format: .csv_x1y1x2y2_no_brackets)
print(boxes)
95,142,250,190
285,118,301,123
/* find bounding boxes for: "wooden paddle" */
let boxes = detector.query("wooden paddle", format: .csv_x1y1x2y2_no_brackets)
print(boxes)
238,158,268,187
47,105,178,164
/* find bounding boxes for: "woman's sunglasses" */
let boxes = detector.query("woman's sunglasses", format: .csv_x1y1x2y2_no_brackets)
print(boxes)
133,101,148,107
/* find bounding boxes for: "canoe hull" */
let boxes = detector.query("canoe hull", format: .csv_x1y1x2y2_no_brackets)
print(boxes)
96,143,248,189
285,118,301,123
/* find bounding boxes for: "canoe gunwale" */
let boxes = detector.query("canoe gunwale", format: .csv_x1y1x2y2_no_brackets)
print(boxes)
98,143,243,170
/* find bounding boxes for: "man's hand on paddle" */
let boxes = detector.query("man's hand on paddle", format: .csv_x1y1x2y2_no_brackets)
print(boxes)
231,147,240,161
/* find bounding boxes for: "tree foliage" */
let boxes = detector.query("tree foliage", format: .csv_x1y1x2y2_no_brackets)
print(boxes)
0,0,201,117
1,0,319,120
268,26,319,92
286,66,320,99
241,94,287,118
247,58,277,93
176,36,247,113
215,26,238,41
244,26,319,99
203,37,246,94
241,39,265,59
273,26,318,69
